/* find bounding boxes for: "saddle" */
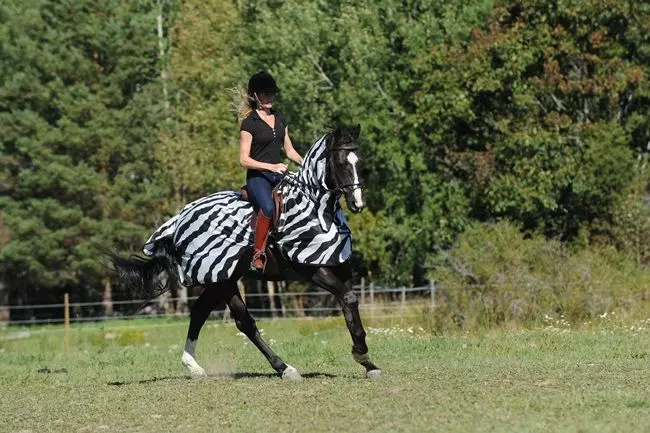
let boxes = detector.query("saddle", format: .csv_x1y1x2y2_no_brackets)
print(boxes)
239,185,283,229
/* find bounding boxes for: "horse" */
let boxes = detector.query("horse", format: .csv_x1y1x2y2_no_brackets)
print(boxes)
107,124,381,380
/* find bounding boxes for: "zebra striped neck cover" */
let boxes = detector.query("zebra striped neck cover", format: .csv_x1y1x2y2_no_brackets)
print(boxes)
275,134,351,263
143,134,352,285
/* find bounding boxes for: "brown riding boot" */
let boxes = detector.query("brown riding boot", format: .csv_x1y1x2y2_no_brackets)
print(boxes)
251,210,273,272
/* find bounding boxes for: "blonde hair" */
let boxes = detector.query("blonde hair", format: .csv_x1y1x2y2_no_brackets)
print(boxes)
231,87,255,124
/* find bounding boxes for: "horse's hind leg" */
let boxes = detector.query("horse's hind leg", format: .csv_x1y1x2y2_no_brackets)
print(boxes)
182,284,224,378
309,264,382,378
222,280,301,380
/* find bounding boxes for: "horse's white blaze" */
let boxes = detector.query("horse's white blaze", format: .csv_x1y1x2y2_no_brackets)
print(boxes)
346,152,363,208
181,339,207,378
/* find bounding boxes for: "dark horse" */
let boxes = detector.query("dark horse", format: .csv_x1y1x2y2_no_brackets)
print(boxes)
107,125,381,380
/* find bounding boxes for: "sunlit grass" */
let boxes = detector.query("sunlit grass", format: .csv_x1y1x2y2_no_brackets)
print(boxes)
1,314,650,432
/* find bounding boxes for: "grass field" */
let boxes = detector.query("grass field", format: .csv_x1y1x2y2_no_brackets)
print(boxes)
1,313,650,433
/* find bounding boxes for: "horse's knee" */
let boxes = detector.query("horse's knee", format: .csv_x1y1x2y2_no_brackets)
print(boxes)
232,312,256,335
343,291,359,308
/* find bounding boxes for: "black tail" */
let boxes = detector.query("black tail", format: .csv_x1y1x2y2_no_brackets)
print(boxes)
99,239,179,313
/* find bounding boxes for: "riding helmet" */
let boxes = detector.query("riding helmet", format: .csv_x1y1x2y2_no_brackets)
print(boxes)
247,71,280,98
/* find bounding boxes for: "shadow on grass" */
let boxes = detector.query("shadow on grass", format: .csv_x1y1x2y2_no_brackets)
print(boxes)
107,371,338,386
220,372,338,379
107,376,185,386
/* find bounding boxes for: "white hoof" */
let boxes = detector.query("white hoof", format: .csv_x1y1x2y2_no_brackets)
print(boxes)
181,351,207,379
281,364,302,380
366,369,382,379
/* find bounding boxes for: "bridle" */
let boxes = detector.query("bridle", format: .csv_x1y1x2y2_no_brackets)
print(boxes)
328,142,365,196
278,142,364,196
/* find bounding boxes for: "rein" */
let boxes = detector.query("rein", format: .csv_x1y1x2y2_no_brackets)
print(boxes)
279,143,364,196
281,173,364,195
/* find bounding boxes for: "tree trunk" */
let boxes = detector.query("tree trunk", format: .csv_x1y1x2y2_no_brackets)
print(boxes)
157,0,170,121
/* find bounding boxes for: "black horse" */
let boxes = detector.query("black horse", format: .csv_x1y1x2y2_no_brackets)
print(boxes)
108,125,381,380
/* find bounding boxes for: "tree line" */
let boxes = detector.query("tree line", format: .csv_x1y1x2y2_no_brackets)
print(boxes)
1,0,648,317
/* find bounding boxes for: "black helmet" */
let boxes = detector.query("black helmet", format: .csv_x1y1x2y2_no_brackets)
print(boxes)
247,71,279,98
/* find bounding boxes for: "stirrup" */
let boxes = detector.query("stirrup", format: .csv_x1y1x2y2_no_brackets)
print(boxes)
251,251,267,272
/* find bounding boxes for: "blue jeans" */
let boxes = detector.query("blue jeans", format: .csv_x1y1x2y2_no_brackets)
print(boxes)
246,170,282,218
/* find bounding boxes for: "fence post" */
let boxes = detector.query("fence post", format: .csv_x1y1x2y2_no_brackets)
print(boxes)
279,281,287,317
267,281,277,318
63,293,71,353
178,283,188,314
401,286,406,308
238,280,246,305
102,278,113,316
430,279,436,308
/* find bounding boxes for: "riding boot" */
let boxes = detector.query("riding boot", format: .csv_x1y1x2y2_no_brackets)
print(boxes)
251,210,272,272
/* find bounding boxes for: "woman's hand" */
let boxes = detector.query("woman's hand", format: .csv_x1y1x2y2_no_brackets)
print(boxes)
270,163,288,173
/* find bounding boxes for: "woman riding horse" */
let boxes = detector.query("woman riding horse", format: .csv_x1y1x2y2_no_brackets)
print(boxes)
239,71,303,272
106,78,380,379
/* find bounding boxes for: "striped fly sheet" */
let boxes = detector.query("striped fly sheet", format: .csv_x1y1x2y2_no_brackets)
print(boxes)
143,135,352,285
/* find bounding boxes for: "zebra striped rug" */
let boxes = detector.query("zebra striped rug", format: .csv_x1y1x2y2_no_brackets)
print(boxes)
143,135,352,285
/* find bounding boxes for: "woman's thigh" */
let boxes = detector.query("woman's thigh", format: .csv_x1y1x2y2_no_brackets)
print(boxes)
247,175,274,217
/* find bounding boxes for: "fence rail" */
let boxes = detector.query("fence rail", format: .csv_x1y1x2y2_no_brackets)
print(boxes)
1,283,436,326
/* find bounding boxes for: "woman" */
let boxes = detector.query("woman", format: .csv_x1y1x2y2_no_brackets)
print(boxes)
239,71,303,272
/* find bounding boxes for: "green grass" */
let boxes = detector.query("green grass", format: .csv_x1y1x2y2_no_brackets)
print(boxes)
1,314,650,433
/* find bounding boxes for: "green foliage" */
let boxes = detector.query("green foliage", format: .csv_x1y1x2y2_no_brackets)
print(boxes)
157,0,244,212
1,0,649,305
414,0,649,240
429,221,650,328
0,0,166,299
612,154,650,266
237,0,493,283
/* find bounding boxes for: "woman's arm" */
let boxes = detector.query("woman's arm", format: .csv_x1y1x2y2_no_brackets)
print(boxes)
240,131,287,173
283,127,303,166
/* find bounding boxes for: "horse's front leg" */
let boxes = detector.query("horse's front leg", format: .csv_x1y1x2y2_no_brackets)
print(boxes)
341,291,382,378
223,280,301,380
311,266,382,378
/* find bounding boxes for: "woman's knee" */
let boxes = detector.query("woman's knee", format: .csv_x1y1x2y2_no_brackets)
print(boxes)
259,201,274,218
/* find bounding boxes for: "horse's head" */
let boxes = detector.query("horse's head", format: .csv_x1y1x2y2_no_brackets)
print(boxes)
326,124,365,213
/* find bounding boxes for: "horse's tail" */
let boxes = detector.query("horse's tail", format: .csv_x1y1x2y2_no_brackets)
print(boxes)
100,239,179,312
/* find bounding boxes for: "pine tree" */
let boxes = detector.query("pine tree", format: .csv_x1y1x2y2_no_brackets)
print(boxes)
0,0,167,310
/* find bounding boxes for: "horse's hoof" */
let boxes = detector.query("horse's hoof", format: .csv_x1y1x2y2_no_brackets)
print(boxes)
181,352,207,379
188,366,207,379
366,369,382,379
282,364,302,380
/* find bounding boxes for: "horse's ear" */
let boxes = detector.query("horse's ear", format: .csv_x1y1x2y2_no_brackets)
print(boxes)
353,124,361,140
328,127,341,149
